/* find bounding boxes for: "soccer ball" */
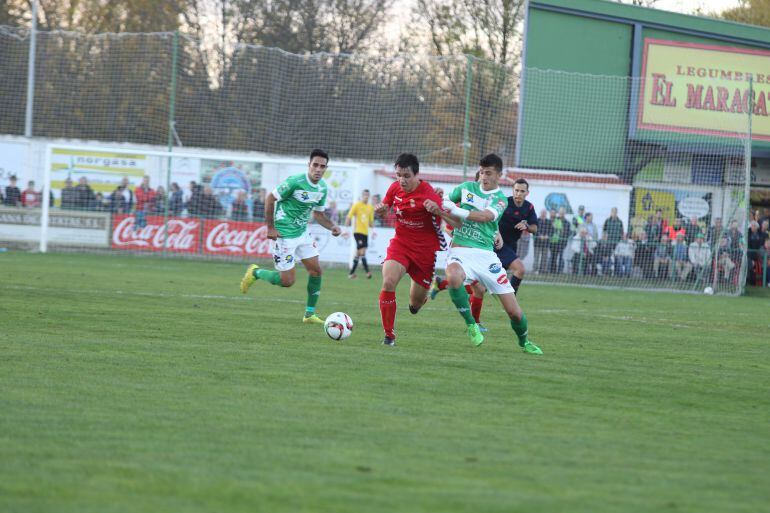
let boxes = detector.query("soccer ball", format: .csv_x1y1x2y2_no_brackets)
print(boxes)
324,312,354,340
703,286,714,295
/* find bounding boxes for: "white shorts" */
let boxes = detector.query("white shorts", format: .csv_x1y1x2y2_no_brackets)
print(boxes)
446,246,515,295
273,231,319,271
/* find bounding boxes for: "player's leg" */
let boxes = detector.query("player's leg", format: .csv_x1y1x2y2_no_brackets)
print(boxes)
299,255,324,323
349,234,363,278
469,281,486,331
380,259,407,345
445,249,483,346
359,235,372,278
479,255,542,355
508,258,526,293
240,238,294,292
406,256,435,314
407,280,430,314
498,293,542,354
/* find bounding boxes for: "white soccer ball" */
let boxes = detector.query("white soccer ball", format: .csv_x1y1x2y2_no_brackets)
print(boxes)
324,312,354,341
703,286,714,295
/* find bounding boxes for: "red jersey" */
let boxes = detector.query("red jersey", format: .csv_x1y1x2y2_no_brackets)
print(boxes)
135,186,157,212
383,180,446,250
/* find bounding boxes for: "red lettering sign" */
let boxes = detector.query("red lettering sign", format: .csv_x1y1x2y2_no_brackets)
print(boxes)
202,220,273,257
111,215,200,253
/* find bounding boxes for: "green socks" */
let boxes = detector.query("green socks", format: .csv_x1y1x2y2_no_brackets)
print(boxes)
510,312,528,347
256,268,282,286
306,275,322,310
449,286,476,325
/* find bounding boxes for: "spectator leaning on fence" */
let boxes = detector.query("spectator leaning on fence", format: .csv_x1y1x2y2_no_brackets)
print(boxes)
708,217,724,245
119,177,134,211
716,236,736,283
613,232,635,278
602,207,624,252
760,238,770,286
169,182,184,216
199,185,224,218
653,233,673,279
231,190,250,221
645,208,665,243
60,178,76,209
74,177,96,210
672,233,692,281
21,180,40,208
664,218,685,242
684,215,701,244
688,233,712,282
4,176,21,207
109,184,129,213
134,176,156,228
582,212,599,241
252,188,266,222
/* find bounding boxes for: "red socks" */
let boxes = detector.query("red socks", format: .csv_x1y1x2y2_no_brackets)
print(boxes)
379,290,397,339
470,294,483,323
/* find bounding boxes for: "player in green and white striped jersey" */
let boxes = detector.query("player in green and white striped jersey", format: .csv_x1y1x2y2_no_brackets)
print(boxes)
425,153,542,354
240,149,342,324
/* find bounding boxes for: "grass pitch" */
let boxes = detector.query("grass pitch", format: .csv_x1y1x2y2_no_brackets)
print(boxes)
1,252,769,513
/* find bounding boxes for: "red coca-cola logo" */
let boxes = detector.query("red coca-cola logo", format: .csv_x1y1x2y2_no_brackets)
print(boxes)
202,220,272,257
111,215,200,253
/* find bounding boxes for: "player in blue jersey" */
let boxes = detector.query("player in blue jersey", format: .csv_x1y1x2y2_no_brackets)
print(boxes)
495,178,538,293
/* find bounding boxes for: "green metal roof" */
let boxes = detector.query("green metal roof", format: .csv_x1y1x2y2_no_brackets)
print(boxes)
532,0,770,46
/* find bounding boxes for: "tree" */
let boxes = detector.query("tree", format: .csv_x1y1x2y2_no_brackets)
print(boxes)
412,0,524,164
721,0,770,28
0,0,23,25
233,0,392,54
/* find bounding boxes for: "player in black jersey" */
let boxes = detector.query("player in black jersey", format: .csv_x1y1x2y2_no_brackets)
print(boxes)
495,178,538,293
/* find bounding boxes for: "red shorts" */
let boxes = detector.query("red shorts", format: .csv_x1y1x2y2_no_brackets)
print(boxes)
385,237,438,289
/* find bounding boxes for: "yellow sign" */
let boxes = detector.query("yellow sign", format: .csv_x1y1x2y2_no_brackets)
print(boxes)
634,187,676,224
638,38,770,141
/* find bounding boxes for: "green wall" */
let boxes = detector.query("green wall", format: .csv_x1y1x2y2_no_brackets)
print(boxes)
519,8,632,172
518,0,770,172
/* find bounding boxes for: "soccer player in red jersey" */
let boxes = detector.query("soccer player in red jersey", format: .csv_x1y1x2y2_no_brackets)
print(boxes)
374,153,447,346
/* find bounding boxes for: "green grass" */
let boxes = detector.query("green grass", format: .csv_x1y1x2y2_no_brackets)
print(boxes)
1,252,769,513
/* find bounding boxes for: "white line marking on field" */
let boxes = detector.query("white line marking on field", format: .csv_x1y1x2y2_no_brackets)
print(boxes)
0,284,706,330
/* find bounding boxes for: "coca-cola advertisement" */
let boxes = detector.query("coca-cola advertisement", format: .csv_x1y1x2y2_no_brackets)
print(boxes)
202,219,272,257
111,215,201,253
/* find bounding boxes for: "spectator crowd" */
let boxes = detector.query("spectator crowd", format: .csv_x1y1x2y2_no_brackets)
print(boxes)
3,173,770,287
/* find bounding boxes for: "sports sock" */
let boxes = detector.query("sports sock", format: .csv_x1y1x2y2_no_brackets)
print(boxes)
379,290,397,338
511,275,522,293
350,257,359,274
510,312,529,347
448,286,475,325
256,268,282,286
436,278,448,291
361,257,369,273
306,275,322,312
470,294,484,323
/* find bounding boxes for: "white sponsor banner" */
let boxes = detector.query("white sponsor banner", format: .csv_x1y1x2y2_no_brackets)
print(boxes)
309,224,393,266
0,207,110,247
0,140,29,187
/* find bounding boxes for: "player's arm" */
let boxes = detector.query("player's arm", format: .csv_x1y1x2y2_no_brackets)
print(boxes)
516,210,538,235
424,199,462,228
264,192,280,239
312,210,342,236
374,185,394,215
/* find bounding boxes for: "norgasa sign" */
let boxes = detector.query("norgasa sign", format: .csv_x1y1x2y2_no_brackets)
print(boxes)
638,38,770,141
